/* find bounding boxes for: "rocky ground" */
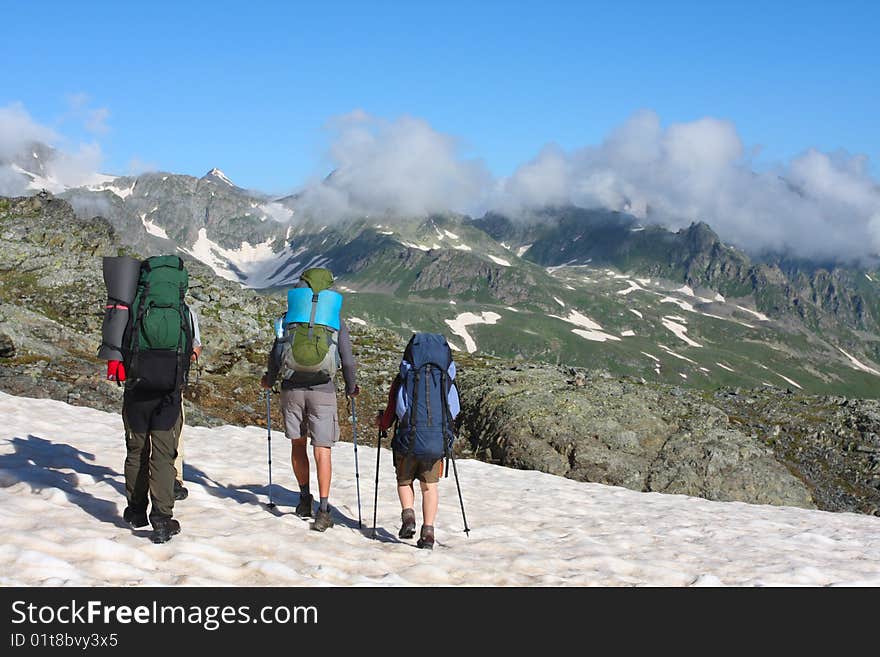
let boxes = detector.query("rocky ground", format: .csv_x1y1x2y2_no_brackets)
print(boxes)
457,363,880,515
2,193,880,516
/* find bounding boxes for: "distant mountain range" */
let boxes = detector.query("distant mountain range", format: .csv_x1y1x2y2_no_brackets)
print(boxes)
5,141,880,397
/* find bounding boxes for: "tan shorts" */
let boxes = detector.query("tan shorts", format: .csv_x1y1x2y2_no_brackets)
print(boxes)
394,452,443,485
280,388,339,448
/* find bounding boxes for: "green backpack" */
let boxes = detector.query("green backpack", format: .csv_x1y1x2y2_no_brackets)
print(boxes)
278,268,343,386
123,255,193,391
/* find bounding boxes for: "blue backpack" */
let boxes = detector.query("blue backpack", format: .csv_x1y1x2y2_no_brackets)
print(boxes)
392,333,461,462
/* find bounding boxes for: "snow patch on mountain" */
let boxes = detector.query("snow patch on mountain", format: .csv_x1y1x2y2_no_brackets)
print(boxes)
837,348,880,376
774,372,803,389
95,180,136,199
658,344,698,364
181,228,295,287
736,305,771,322
660,296,697,313
260,202,294,223
10,163,65,193
444,311,502,353
206,168,235,186
617,281,643,296
550,310,601,331
488,255,511,267
661,318,702,347
572,329,621,343
140,213,169,239
551,310,621,342
6,392,879,586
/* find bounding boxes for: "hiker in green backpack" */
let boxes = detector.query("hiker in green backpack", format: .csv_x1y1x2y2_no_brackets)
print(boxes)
113,255,197,544
261,267,359,532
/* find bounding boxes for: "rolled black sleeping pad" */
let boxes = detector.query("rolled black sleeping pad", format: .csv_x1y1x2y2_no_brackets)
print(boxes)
97,255,142,361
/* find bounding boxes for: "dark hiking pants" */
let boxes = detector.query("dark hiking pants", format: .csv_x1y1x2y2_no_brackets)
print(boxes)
122,390,182,525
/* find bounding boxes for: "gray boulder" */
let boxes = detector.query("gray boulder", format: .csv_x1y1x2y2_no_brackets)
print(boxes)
458,364,814,509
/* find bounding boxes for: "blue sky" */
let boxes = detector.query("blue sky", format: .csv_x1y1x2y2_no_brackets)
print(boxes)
2,0,878,193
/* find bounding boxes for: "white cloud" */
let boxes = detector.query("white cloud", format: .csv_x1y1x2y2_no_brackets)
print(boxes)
49,142,104,188
127,157,158,176
86,107,111,135
0,102,106,195
495,110,880,261
292,111,491,220
66,92,111,135
0,103,57,162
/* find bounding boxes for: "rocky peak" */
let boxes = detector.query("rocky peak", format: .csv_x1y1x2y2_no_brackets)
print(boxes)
202,168,236,187
682,221,721,253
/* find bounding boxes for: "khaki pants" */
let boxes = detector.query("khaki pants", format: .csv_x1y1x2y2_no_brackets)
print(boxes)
280,388,340,447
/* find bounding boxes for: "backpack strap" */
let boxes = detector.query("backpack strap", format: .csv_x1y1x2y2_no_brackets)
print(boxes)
307,293,319,339
128,280,149,382
407,365,421,456
425,364,432,427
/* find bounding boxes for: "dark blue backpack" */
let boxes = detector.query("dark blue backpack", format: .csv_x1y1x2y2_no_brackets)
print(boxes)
392,333,461,462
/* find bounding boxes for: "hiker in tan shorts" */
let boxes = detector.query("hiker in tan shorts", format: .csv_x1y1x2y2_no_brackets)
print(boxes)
260,268,358,532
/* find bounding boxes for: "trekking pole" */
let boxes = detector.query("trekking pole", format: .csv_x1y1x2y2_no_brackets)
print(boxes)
265,388,276,509
350,397,362,529
450,451,470,536
372,421,385,540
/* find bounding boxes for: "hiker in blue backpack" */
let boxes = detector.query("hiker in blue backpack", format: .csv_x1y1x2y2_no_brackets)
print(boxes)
377,333,460,549
261,268,359,532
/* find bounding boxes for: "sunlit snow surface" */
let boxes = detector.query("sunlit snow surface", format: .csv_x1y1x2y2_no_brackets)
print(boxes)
1,392,879,586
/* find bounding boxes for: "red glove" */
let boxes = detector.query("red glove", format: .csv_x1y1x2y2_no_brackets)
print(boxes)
107,360,126,382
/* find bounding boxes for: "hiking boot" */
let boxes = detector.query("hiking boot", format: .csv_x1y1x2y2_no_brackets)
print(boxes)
150,517,181,544
174,480,189,501
399,508,416,539
295,493,314,518
123,506,148,528
416,525,435,550
312,508,334,532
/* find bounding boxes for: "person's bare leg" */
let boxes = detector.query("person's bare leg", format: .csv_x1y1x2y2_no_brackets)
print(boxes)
291,437,310,486
397,482,416,537
397,482,415,511
313,445,332,500
420,481,438,526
